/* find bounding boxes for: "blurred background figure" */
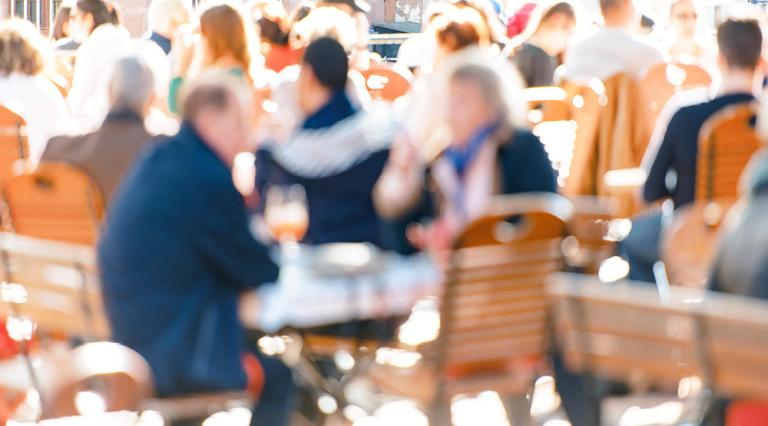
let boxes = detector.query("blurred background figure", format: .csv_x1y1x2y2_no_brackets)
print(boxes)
663,0,714,62
169,0,259,113
145,0,192,55
257,37,395,246
0,19,68,164
51,4,80,51
252,0,298,73
562,0,664,81
507,0,577,87
41,55,156,206
375,48,556,254
67,0,131,122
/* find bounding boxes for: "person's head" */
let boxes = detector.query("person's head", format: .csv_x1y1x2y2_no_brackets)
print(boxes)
444,48,527,146
0,19,48,78
71,0,119,42
51,6,73,40
108,56,156,117
147,0,191,37
717,18,763,74
289,6,358,53
317,0,370,16
669,0,698,39
297,37,348,116
180,72,254,166
432,5,492,62
512,1,576,56
599,0,635,28
199,1,256,73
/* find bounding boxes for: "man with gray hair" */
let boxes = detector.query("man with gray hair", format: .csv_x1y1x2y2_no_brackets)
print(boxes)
41,55,156,205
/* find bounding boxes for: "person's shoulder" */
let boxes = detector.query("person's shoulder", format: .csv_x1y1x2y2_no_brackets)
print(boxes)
41,133,87,162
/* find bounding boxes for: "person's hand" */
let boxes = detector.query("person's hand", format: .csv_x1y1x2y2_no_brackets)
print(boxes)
172,23,199,78
389,133,420,176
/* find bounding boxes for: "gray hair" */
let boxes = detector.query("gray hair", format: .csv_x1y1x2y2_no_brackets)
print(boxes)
108,56,156,115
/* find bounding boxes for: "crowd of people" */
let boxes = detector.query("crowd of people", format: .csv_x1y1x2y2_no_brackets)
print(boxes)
2,0,768,424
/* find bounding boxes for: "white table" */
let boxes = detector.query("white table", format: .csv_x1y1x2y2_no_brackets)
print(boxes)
240,253,441,333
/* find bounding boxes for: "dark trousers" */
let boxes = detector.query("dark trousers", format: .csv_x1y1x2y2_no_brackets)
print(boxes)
619,211,663,283
251,351,296,426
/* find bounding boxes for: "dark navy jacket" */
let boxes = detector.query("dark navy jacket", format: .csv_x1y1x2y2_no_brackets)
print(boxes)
644,93,755,208
255,92,391,246
99,123,279,396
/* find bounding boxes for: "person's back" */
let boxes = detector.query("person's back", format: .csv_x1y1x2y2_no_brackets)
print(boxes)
42,56,156,205
562,0,663,81
99,75,280,397
622,17,764,283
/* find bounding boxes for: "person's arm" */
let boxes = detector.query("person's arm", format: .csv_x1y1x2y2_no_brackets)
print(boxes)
643,111,681,203
191,178,279,291
373,135,426,220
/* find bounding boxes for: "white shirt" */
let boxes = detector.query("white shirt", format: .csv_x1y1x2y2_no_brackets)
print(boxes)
562,27,664,82
68,24,131,124
0,74,68,163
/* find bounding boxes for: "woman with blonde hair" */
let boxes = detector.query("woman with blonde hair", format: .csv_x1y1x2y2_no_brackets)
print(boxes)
0,19,68,163
169,0,260,112
375,48,556,254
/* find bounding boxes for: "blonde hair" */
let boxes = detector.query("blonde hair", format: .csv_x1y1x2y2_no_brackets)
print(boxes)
0,19,48,77
445,47,529,135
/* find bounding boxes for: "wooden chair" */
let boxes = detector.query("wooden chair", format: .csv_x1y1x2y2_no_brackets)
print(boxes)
4,163,104,246
428,193,569,424
0,105,29,188
565,74,651,218
0,232,107,341
359,62,413,102
640,62,712,133
549,272,768,422
662,103,761,287
565,196,620,274
0,233,251,423
523,86,572,124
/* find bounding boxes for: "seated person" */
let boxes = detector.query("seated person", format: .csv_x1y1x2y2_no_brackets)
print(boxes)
622,17,763,282
509,1,577,87
256,37,395,246
561,0,663,81
374,48,557,255
99,73,294,425
42,56,155,206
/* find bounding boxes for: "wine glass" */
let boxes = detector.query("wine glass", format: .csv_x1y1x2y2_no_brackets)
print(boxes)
264,184,309,245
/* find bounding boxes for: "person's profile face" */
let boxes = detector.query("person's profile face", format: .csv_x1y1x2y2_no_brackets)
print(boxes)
70,7,93,42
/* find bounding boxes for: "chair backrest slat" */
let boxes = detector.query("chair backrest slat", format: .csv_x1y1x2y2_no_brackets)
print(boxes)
4,163,104,245
437,193,569,392
0,105,29,189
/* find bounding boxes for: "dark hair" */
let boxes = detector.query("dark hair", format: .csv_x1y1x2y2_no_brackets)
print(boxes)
303,37,348,90
76,0,120,32
258,16,289,45
717,18,763,70
599,0,625,13
51,6,72,40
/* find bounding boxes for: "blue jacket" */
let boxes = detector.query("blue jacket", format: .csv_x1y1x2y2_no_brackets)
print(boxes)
99,123,279,396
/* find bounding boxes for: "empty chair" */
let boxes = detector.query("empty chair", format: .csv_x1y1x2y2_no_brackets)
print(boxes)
359,62,413,102
640,62,712,132
662,103,761,286
4,163,104,245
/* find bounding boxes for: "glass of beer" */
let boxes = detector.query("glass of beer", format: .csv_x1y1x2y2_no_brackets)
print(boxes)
264,184,309,244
